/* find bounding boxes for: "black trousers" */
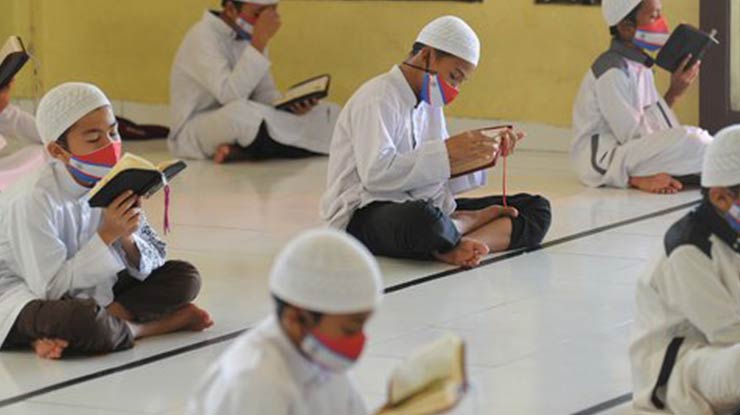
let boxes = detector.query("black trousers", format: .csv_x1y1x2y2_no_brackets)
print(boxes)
238,122,320,160
347,194,551,260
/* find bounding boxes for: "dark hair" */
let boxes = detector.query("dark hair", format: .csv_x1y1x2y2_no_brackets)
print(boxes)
56,128,71,151
609,3,642,39
409,42,452,60
222,0,246,10
273,294,323,322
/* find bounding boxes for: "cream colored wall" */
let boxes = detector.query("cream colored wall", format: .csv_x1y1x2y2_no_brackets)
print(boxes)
4,0,700,127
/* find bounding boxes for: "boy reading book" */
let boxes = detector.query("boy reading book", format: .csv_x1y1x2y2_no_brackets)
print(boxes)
571,0,714,194
321,16,551,268
168,0,341,164
0,82,212,359
189,229,382,415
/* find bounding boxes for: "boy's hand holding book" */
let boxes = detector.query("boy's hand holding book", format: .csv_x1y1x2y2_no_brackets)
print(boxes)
98,191,142,246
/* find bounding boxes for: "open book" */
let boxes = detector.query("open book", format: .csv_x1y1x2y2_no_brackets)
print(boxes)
87,153,186,208
656,24,719,73
0,36,29,88
376,334,467,415
449,125,511,178
274,74,331,111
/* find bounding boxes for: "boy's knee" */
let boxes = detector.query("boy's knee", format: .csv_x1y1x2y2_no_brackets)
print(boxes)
67,300,134,353
160,260,202,303
511,194,552,249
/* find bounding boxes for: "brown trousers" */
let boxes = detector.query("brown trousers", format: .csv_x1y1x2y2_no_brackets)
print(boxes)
1,260,201,354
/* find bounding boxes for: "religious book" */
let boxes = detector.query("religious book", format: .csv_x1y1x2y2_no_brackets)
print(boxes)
87,153,186,208
656,24,719,73
274,74,331,111
449,125,511,178
376,334,467,415
0,36,29,89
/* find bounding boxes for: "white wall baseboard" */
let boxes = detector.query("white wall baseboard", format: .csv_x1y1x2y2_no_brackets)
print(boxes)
12,99,573,153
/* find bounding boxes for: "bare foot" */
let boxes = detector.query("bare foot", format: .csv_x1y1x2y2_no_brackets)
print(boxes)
213,144,251,164
183,304,215,331
31,338,69,360
129,304,214,339
629,174,683,194
434,238,490,268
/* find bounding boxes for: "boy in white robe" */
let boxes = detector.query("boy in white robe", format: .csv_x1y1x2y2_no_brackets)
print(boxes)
0,83,213,359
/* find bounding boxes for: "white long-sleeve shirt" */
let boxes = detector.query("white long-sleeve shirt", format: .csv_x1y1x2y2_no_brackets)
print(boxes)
171,11,332,160
0,161,167,345
571,40,682,187
188,316,367,415
0,104,42,150
630,202,740,413
321,65,485,229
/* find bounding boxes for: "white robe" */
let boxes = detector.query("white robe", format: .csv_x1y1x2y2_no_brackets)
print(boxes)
320,65,485,230
630,203,740,414
187,316,367,415
168,11,339,160
0,104,41,149
0,161,166,346
571,40,712,188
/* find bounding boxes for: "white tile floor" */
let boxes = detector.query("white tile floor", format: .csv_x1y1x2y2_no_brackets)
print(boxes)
0,138,702,415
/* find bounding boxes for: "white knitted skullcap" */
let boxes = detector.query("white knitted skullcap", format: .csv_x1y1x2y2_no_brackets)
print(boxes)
602,0,642,26
36,82,111,144
702,125,740,188
416,16,480,66
269,229,383,314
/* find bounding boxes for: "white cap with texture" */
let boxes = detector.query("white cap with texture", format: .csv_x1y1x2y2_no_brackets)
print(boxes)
269,229,383,314
36,82,111,144
602,0,642,26
416,16,480,66
702,126,740,188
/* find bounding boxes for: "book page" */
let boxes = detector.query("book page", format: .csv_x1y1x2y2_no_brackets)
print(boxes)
388,335,464,405
88,153,157,199
0,36,24,60
274,75,329,106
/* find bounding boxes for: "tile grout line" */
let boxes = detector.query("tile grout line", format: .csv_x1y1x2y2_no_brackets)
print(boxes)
0,199,700,409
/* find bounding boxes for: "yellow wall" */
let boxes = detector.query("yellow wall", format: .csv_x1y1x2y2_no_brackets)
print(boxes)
4,0,699,127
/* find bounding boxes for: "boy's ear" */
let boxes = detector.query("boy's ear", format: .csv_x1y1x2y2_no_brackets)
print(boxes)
46,141,70,163
708,187,735,213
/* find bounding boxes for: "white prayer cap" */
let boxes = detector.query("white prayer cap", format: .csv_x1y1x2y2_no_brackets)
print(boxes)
416,16,480,66
269,229,383,314
602,0,642,26
36,82,111,144
702,126,740,188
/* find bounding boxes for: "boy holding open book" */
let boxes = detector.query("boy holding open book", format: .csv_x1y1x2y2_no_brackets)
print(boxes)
321,16,551,268
189,229,381,415
168,0,340,164
571,0,714,194
0,82,212,359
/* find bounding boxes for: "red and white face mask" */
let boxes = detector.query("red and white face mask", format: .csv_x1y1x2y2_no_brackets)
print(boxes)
67,141,122,187
300,328,367,372
633,16,671,52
